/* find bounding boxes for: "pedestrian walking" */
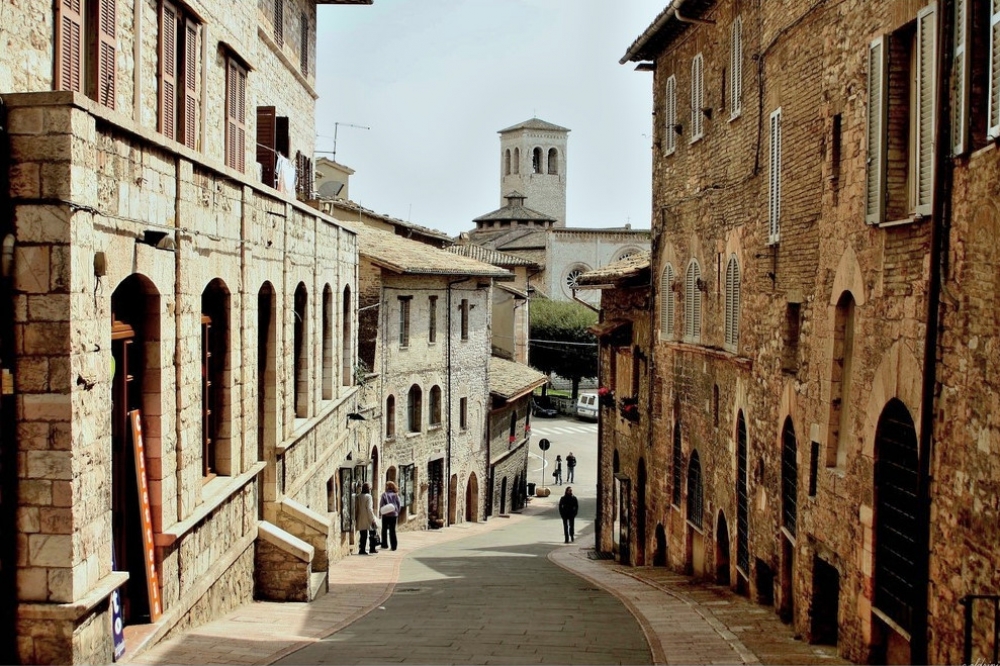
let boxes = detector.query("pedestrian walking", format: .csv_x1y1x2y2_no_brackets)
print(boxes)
378,481,402,551
354,482,379,555
566,452,577,483
559,486,578,543
553,455,563,485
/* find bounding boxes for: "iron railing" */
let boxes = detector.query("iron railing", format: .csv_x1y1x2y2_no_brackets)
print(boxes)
960,594,1000,666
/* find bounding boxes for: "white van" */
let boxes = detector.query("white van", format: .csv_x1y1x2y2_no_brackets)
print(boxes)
576,392,599,421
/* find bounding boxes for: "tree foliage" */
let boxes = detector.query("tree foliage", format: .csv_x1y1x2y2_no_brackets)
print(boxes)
529,298,599,397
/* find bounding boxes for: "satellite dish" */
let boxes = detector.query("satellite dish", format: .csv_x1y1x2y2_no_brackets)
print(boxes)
318,180,345,199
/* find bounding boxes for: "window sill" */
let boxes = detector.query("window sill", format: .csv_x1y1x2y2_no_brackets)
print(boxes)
686,520,705,535
689,135,704,145
405,431,421,439
729,111,742,123
428,424,442,432
155,461,266,547
880,213,928,228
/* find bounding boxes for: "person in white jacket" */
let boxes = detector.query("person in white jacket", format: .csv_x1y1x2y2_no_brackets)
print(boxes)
354,483,379,555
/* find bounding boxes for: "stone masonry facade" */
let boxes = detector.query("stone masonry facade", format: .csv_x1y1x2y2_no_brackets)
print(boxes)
1,0,366,663
594,0,1000,663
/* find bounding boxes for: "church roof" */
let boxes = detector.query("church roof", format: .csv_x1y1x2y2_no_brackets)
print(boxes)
473,200,555,223
576,251,652,288
349,223,512,279
498,118,571,134
489,356,548,401
447,244,539,268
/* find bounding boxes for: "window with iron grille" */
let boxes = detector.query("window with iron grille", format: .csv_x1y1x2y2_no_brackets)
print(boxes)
781,417,798,535
429,296,438,343
407,384,422,432
385,395,395,438
398,296,411,348
672,420,682,506
460,299,469,340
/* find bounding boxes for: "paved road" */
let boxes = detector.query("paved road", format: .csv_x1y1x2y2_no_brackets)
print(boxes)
276,493,651,665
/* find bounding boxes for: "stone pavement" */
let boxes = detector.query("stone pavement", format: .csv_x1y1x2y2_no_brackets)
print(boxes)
124,498,850,665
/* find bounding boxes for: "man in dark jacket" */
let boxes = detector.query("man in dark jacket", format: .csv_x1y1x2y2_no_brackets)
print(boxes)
558,487,579,543
566,452,577,482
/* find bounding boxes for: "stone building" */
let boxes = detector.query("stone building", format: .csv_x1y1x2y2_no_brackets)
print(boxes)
486,356,547,517
464,119,651,307
0,0,371,663
349,222,510,531
586,0,1000,663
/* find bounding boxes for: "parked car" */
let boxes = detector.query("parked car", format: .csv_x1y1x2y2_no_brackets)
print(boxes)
576,392,599,421
531,398,558,418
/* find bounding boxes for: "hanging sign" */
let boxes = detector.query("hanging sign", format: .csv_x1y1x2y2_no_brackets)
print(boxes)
129,410,162,621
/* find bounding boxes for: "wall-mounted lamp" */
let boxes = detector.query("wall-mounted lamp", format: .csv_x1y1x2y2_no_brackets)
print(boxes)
138,230,175,252
347,412,366,425
672,124,684,135
94,251,107,277
702,107,713,120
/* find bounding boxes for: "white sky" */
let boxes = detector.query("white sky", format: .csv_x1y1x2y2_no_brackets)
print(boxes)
314,1,666,238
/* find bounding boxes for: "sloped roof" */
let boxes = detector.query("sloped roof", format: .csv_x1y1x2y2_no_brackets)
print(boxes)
330,199,452,244
473,202,555,224
620,0,717,64
498,118,570,134
576,250,652,287
448,244,539,268
350,223,512,279
489,357,548,401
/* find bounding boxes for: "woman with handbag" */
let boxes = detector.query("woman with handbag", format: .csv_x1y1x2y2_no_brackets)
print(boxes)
378,481,402,551
354,483,379,555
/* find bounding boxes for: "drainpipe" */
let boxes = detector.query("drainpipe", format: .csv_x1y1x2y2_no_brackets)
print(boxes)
914,1,953,662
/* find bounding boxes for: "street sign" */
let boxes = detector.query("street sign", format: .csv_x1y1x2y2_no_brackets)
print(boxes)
538,438,550,451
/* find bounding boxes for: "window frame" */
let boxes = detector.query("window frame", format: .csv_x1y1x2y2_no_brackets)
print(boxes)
768,108,782,244
398,296,411,348
690,53,705,142
730,16,743,120
407,384,422,433
724,255,741,350
225,54,247,172
664,74,677,155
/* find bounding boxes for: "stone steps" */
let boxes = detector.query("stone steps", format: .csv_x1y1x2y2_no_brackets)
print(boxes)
310,571,328,601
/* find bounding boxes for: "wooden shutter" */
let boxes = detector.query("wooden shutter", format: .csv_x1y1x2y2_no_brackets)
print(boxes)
866,37,888,225
769,108,782,243
991,0,1000,139
300,13,309,74
664,75,676,155
660,264,675,337
691,54,704,139
274,0,284,46
256,106,276,186
159,1,178,140
913,3,937,216
275,116,290,158
726,256,740,348
182,18,198,149
55,0,84,93
226,59,247,172
730,17,743,118
97,0,117,108
952,0,969,155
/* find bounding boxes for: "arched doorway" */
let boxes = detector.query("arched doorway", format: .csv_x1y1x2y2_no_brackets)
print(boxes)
257,283,277,520
465,473,479,522
499,477,508,515
872,398,921,664
654,524,667,567
736,410,749,593
371,446,380,497
780,417,798,623
512,473,522,512
448,473,458,524
686,450,705,577
716,511,731,585
111,275,161,625
636,458,647,565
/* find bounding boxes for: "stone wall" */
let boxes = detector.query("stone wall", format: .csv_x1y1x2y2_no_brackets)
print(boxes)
488,399,531,516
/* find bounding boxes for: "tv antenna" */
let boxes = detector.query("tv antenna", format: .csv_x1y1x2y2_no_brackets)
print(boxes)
317,121,370,162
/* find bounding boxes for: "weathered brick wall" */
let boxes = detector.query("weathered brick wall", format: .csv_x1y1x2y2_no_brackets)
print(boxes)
634,1,937,662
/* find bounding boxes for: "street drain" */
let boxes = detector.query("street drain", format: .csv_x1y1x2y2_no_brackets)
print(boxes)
395,587,423,593
579,587,600,592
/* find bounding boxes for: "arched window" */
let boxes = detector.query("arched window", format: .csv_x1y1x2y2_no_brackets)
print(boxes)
385,395,395,438
736,410,749,575
202,279,231,477
342,285,352,386
322,284,333,400
547,147,558,174
781,417,798,535
407,384,422,432
724,255,741,350
532,147,542,174
293,282,309,418
504,149,511,176
509,410,517,440
687,450,703,529
659,263,676,338
827,291,855,469
429,385,442,427
684,259,702,341
513,148,520,174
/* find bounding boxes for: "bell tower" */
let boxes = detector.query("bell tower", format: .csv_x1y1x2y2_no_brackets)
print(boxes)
498,118,569,227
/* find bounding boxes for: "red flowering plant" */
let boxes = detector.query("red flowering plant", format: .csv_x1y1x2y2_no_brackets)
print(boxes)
597,386,616,408
619,396,640,422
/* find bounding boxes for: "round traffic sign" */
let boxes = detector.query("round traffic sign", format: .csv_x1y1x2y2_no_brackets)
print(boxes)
538,438,551,451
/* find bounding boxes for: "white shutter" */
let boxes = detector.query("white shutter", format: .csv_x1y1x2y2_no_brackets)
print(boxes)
725,256,740,349
692,261,702,340
866,37,888,225
731,17,743,119
952,0,969,155
989,0,1000,138
665,75,677,155
769,108,782,244
660,264,675,337
685,261,695,339
691,54,704,141
914,3,937,216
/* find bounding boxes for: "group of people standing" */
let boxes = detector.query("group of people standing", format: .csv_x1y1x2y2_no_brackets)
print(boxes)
353,481,402,555
552,452,576,485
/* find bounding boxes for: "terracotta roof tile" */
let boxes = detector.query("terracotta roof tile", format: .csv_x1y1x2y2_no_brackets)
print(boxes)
489,356,549,400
